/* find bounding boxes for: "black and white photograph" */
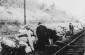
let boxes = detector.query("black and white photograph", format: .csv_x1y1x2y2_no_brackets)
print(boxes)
0,0,84,55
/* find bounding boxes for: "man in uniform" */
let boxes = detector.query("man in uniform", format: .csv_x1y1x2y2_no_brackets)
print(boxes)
69,23,74,35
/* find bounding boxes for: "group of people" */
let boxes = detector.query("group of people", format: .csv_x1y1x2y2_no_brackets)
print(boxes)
16,22,74,51
0,22,75,55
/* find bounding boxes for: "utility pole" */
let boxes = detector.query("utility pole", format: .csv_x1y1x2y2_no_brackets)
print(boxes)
24,0,26,25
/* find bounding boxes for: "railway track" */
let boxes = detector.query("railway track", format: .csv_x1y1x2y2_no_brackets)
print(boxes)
53,30,85,55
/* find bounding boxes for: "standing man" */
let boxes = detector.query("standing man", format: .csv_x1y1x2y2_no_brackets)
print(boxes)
69,23,74,35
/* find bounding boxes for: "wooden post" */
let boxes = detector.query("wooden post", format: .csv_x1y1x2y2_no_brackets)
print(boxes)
24,0,26,25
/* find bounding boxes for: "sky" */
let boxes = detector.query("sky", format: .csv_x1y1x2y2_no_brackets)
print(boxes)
37,0,85,24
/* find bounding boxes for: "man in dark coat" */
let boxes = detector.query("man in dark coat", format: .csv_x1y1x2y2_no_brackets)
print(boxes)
36,25,49,50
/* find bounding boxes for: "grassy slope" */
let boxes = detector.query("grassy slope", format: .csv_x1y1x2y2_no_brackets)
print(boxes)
0,0,78,24
0,0,84,35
